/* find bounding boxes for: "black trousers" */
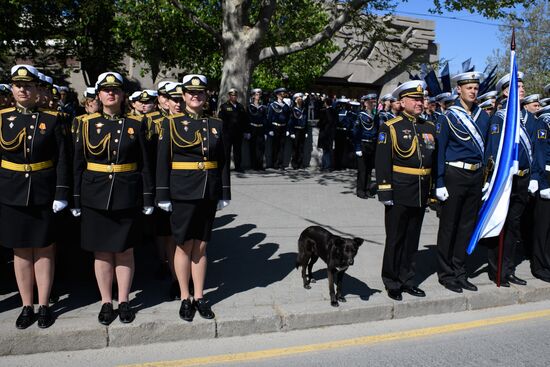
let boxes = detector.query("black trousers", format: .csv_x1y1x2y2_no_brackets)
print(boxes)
249,127,265,170
356,141,376,196
382,204,426,290
334,130,349,170
487,174,529,280
531,172,550,279
224,132,243,171
291,129,306,169
271,126,287,169
437,166,483,284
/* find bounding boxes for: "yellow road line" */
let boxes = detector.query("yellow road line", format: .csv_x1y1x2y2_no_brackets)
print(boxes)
121,309,550,367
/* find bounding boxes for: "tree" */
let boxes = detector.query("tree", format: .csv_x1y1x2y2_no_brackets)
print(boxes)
164,0,536,104
486,1,549,95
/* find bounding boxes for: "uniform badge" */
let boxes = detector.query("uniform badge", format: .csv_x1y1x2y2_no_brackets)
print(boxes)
538,129,547,139
8,122,14,129
128,127,135,139
402,129,412,140
423,133,435,149
38,122,46,134
490,124,499,134
378,132,386,144
95,122,104,134
7,115,16,122
211,127,218,135
184,126,189,132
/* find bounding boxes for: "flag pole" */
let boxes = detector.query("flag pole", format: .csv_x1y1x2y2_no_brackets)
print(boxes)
495,28,516,287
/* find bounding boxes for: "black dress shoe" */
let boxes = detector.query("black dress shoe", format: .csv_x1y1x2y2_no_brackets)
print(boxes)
387,289,402,301
118,302,135,323
506,274,527,286
37,305,54,329
179,298,195,322
402,285,426,297
439,280,463,293
98,302,116,325
194,298,215,319
458,279,478,291
15,306,35,329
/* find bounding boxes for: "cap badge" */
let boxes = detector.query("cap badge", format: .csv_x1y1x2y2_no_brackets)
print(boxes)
176,86,183,93
191,78,200,86
106,75,116,83
416,85,422,92
141,92,147,98
17,68,28,76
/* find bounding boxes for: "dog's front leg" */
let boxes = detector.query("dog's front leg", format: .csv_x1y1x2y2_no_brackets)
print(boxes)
328,269,338,307
336,270,346,303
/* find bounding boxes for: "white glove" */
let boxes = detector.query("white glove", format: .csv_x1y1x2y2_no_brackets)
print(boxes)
382,200,394,206
355,150,363,157
285,131,290,136
436,187,449,202
70,208,81,217
482,182,490,194
528,180,539,194
216,200,230,211
244,133,251,140
158,201,173,212
540,188,550,200
52,200,68,213
142,206,154,215
290,134,296,139
268,131,274,137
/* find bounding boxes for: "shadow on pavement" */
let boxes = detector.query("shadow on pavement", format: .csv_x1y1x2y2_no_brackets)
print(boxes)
309,268,381,301
204,214,296,306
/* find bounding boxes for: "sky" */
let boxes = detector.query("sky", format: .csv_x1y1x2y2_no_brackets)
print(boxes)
389,0,526,74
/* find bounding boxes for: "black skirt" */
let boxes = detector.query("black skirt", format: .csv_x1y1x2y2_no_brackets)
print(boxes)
81,206,143,253
155,209,172,236
171,199,217,244
0,204,55,249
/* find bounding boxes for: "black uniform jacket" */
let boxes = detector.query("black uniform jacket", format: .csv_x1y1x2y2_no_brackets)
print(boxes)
218,101,249,137
73,112,154,210
0,106,70,206
375,112,437,207
156,111,230,202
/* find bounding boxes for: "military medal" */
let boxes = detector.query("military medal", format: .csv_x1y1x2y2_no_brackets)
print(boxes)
128,127,135,139
403,129,412,140
8,122,14,129
95,122,104,134
211,127,217,135
38,122,46,135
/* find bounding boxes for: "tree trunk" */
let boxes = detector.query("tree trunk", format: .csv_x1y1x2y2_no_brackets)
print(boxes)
219,42,256,107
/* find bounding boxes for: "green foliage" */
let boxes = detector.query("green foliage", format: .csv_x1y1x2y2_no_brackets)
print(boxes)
431,0,537,18
486,2,550,94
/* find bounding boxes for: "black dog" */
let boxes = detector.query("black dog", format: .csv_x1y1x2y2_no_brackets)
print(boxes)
296,226,363,307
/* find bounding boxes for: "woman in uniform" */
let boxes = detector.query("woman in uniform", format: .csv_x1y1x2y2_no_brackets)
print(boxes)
72,72,154,325
156,74,230,321
0,64,70,329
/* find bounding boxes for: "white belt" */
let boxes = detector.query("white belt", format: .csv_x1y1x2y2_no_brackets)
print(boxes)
446,161,482,171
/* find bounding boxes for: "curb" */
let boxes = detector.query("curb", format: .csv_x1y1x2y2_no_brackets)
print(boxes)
2,281,550,356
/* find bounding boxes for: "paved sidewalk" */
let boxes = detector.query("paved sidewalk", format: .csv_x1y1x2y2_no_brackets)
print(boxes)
1,169,549,356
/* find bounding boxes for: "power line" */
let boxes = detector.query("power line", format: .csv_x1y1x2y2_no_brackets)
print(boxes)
393,10,550,35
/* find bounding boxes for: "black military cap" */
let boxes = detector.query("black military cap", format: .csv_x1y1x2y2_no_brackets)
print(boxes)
182,74,207,91
11,64,40,83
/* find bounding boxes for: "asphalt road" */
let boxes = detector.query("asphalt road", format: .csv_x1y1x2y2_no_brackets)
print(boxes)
2,300,550,367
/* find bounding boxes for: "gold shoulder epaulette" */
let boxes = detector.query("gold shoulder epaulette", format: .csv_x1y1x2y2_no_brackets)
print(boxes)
146,111,160,118
74,114,86,122
169,112,185,119
126,114,143,122
81,112,101,122
0,107,16,115
153,117,164,124
385,116,403,127
38,108,59,116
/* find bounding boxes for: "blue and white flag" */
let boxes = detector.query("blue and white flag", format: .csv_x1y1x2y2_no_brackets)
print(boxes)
467,50,520,255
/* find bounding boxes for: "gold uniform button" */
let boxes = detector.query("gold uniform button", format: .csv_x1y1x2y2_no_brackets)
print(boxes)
117,130,120,133
109,174,113,179
32,115,36,119
203,128,207,131
30,125,34,129
27,136,32,140
118,121,122,125
115,139,119,143
203,137,207,141
203,147,207,151
203,157,207,161
25,173,29,178
26,148,30,152
113,151,117,155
